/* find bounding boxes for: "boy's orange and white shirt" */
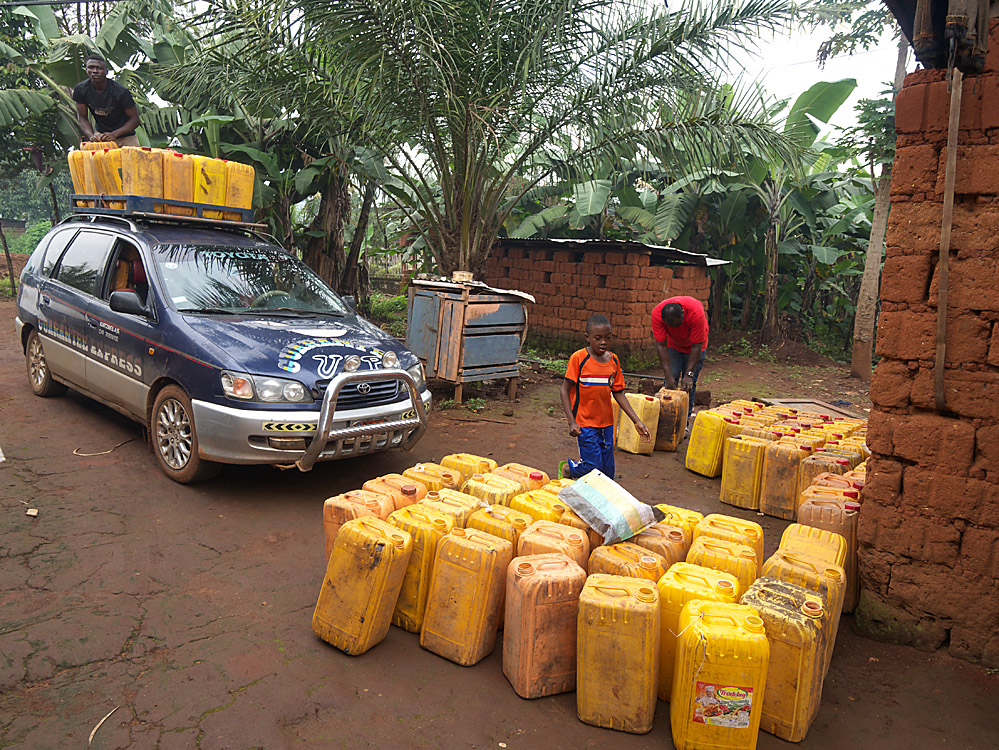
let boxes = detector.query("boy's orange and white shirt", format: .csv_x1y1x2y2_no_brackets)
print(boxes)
565,348,625,428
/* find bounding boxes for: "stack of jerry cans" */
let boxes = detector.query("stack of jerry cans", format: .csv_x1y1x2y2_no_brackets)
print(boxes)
671,601,769,750
577,574,660,733
657,563,739,702
312,518,412,655
388,505,454,633
420,527,513,665
740,578,831,742
503,553,586,698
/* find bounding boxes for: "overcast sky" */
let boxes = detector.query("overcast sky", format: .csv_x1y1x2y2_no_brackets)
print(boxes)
733,23,913,133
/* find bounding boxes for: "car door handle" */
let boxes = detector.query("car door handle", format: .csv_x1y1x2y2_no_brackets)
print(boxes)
40,295,50,307
87,316,99,328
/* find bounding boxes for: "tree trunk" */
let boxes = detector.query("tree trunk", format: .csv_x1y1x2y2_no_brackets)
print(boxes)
340,182,375,297
850,37,908,380
761,220,779,345
302,174,349,290
48,182,61,223
850,168,891,379
1,224,16,297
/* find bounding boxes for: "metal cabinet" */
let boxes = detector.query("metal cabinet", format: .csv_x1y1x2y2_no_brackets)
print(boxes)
407,280,533,401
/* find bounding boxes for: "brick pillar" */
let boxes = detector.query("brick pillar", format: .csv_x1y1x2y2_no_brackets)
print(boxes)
859,22,999,666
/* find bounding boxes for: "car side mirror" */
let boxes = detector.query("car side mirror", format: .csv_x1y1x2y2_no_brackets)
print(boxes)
343,295,356,311
110,290,149,317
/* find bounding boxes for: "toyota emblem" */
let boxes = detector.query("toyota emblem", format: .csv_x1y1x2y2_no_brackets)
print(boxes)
357,382,372,394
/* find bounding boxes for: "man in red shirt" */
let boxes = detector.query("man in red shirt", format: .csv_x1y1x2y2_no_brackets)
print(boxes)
651,296,709,420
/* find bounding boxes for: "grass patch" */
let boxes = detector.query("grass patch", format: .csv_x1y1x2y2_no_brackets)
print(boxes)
522,347,568,376
0,277,14,297
366,293,407,338
464,397,485,413
716,337,776,363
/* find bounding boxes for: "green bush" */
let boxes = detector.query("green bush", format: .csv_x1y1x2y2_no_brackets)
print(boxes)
8,220,51,255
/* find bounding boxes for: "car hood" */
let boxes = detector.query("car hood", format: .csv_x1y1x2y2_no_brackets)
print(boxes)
183,314,414,384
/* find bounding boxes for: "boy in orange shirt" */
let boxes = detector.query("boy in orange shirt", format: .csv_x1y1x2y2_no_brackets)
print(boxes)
560,314,651,479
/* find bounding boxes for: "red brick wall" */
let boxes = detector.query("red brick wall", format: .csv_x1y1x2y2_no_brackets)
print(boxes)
484,247,710,356
860,23,999,666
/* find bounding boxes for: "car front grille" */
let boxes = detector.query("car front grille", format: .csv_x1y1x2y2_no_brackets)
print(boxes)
315,377,404,409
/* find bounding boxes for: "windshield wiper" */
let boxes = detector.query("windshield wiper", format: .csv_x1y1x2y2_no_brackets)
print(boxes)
251,307,346,317
178,307,242,315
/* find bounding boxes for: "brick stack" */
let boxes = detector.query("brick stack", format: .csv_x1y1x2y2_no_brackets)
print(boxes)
484,246,710,355
860,22,999,667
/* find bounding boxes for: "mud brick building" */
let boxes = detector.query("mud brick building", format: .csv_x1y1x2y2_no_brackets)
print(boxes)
484,239,717,356
861,24,999,666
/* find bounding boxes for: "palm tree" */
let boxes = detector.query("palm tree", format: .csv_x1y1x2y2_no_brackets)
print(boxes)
277,0,802,275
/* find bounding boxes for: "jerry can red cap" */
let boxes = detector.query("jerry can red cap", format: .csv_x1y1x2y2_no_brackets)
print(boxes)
845,501,861,511
646,396,655,401
852,481,866,490
529,471,544,480
836,459,850,465
844,490,859,499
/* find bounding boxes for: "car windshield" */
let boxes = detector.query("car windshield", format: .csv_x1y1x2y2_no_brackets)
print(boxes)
153,244,349,315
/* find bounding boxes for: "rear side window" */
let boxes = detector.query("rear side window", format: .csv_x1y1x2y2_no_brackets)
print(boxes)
40,229,77,277
55,230,115,296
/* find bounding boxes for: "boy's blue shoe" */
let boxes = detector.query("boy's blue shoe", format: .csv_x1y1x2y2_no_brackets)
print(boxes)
563,459,585,480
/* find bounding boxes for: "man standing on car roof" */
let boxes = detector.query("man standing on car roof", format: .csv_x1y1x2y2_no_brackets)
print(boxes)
652,296,708,423
73,54,141,146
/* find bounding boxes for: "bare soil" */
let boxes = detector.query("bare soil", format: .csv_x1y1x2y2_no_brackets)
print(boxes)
1,296,995,749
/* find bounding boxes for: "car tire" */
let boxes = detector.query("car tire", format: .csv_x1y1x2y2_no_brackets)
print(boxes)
150,385,220,483
25,329,67,397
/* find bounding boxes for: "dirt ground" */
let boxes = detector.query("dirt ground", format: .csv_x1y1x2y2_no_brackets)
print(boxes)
1,294,997,749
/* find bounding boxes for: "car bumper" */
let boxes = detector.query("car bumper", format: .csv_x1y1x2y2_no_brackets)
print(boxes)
192,377,431,467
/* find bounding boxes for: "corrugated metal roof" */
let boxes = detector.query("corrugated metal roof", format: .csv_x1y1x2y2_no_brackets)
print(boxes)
495,237,730,267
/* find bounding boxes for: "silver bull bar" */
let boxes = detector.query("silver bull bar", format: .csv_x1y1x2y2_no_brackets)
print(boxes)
295,369,428,472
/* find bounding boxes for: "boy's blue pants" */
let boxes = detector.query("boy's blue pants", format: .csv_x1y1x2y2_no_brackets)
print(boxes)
568,425,615,479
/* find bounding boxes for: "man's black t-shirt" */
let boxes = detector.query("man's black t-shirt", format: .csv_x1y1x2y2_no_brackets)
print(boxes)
72,79,136,135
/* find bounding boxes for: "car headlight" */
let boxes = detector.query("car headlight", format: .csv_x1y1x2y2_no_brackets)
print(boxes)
406,362,426,391
221,371,313,403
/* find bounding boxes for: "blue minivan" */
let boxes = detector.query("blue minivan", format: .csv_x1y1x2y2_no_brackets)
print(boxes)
14,213,430,483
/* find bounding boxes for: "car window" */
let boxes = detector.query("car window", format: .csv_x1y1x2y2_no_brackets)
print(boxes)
40,229,77,278
104,240,149,306
154,244,350,315
54,229,115,296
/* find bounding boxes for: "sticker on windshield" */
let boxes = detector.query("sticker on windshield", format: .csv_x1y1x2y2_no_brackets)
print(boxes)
164,262,179,269
172,296,188,304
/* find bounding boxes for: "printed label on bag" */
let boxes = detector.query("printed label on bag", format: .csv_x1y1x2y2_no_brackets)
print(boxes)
692,682,754,728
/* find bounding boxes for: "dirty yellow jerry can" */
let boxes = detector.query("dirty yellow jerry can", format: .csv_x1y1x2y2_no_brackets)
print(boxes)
670,601,769,750
779,523,847,568
518,520,589,572
420,528,513,665
657,563,739,702
694,514,764,568
654,387,688,452
121,147,163,198
93,148,124,208
322,489,394,561
363,473,427,510
312,518,412,655
796,497,860,613
502,553,586,699
161,150,195,215
387,505,454,633
588,542,667,581
440,453,498,483
461,473,521,506
617,393,659,455
686,411,739,477
492,462,549,492
421,491,476,528
192,154,226,218
760,550,845,677
558,508,603,551
577,574,660,734
655,503,704,540
403,462,462,492
719,435,773,511
467,505,533,548
510,489,565,523
759,440,811,520
222,159,254,221
739,578,831,742
686,536,759,597
632,522,688,566
797,453,852,499
68,150,88,205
